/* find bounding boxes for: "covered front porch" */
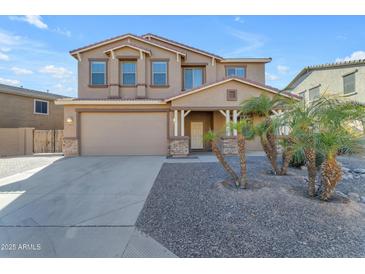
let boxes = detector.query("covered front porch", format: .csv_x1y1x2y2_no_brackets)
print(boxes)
164,77,292,157
168,108,244,156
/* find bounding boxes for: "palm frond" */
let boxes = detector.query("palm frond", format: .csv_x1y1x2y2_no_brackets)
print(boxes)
204,130,217,142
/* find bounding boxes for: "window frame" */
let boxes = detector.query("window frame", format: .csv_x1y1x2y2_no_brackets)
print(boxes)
33,99,49,115
182,66,205,91
120,60,137,87
342,70,357,96
226,89,238,101
308,85,320,102
150,59,169,87
225,65,247,78
89,59,108,87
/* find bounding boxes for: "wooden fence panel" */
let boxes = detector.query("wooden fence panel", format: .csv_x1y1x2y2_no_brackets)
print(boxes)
33,130,63,153
55,130,63,153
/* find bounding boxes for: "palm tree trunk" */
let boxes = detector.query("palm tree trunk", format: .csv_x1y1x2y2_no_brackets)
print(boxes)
211,140,240,186
279,145,293,175
304,147,317,197
237,133,248,189
319,155,342,201
261,134,279,175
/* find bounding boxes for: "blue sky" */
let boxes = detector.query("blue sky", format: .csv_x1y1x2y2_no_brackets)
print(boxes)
0,15,364,97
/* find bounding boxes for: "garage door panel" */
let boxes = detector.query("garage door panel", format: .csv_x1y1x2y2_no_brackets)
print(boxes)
81,112,167,155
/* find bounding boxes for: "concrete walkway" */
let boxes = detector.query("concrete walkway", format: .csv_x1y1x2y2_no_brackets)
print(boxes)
0,156,176,257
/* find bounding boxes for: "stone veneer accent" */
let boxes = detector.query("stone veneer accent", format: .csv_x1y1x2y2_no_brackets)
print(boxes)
63,138,79,157
220,136,238,155
169,136,190,156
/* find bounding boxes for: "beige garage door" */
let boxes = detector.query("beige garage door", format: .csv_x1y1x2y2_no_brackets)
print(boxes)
80,112,167,155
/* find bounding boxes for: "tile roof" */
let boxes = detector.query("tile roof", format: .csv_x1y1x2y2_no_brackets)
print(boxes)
70,32,272,64
104,42,152,55
142,33,224,60
0,83,67,100
69,33,185,56
165,77,300,102
284,59,365,90
55,97,166,105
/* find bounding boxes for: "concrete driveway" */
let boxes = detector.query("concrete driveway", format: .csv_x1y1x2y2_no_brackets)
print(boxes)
0,156,173,257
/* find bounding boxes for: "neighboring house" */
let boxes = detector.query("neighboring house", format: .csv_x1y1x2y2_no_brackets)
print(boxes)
284,60,365,103
0,84,65,130
56,33,297,156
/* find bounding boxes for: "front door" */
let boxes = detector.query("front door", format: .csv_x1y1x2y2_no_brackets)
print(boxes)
190,122,204,149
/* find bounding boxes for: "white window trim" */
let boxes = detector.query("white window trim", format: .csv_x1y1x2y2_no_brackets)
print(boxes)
183,67,204,91
343,71,357,95
308,85,321,102
226,66,246,78
91,61,107,85
121,61,137,86
34,99,49,115
152,61,168,86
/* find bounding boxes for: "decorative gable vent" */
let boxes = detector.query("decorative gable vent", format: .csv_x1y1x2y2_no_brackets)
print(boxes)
226,89,237,101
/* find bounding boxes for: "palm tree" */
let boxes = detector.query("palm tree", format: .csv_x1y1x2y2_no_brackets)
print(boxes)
315,98,365,200
231,119,253,188
281,100,319,196
204,130,240,186
240,95,290,175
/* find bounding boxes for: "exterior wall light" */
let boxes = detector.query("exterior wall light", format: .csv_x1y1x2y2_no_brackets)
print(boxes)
66,117,73,124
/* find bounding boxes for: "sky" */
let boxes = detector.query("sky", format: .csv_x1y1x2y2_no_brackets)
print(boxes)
0,15,364,97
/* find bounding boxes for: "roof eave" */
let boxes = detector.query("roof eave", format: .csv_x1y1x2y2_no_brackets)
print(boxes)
69,33,186,58
165,78,299,102
220,58,272,63
283,68,308,90
55,98,166,105
142,33,223,60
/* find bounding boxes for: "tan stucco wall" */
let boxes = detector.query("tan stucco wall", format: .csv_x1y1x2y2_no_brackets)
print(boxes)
216,62,265,84
148,37,266,85
0,128,34,156
287,65,365,103
76,36,267,100
77,37,180,100
0,93,64,129
171,81,275,108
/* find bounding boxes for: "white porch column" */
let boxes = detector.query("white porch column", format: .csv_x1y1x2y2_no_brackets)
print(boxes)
174,110,178,137
233,110,238,136
226,110,231,136
180,110,185,136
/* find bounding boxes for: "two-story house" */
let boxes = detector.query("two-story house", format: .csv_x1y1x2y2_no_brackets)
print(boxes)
56,33,296,156
284,60,365,103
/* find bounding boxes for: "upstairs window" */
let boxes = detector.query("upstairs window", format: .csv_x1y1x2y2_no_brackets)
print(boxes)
34,99,48,115
343,72,356,95
309,86,320,101
90,60,107,85
183,67,203,90
152,61,168,86
226,66,246,78
121,61,136,86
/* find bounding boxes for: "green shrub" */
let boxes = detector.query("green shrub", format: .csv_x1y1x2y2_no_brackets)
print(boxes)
289,150,305,168
289,150,324,168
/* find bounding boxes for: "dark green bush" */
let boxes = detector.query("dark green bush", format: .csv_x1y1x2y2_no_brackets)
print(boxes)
289,150,324,168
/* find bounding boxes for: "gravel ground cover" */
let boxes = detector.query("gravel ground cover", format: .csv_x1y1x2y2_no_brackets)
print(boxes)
136,156,365,258
337,156,365,197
